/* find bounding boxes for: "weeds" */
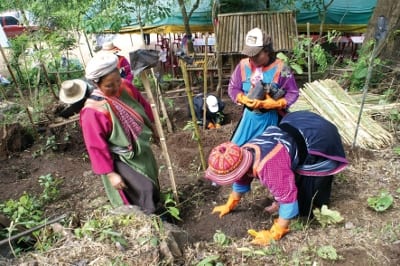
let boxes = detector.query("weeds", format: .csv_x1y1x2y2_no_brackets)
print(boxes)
0,174,62,254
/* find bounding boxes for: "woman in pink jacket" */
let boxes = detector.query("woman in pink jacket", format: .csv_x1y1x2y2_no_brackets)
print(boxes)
80,53,159,214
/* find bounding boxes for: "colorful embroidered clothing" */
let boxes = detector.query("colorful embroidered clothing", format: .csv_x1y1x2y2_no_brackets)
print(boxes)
80,81,158,207
233,111,348,219
228,58,299,146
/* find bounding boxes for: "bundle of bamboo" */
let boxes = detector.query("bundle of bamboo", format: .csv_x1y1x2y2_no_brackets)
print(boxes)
297,79,393,149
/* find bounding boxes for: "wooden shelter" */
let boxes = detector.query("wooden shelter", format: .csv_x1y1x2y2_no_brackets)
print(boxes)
216,11,298,54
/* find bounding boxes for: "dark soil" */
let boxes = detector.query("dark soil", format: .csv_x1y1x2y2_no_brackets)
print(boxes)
1,88,400,265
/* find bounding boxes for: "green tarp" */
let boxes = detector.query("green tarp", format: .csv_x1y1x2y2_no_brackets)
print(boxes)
118,0,376,34
272,0,377,32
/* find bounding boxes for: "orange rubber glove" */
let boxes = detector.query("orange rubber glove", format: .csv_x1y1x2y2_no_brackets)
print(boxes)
207,122,216,129
247,220,289,245
246,95,287,110
212,193,241,218
236,93,255,106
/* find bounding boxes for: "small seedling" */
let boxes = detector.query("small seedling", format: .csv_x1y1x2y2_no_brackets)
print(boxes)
213,230,230,246
367,190,393,212
313,205,344,228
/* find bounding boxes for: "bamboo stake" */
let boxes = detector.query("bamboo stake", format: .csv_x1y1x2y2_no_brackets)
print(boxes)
140,70,179,203
179,59,207,171
202,34,209,130
150,68,173,133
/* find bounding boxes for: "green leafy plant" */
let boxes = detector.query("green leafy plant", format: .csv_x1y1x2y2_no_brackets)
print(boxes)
347,39,387,92
196,255,221,266
316,245,341,261
367,190,393,212
213,230,230,246
0,193,43,230
161,191,182,221
313,205,344,228
278,32,337,75
0,173,62,246
45,135,57,151
74,214,130,247
183,120,198,140
38,174,63,204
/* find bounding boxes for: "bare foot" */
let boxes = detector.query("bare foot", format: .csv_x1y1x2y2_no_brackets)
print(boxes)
264,201,279,214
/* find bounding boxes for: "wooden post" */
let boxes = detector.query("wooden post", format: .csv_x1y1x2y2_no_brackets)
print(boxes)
179,59,207,171
150,68,173,133
140,70,179,203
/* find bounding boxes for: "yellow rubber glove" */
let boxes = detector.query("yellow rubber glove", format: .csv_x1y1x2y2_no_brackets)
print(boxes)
247,95,287,110
236,93,254,106
212,193,241,218
215,123,221,129
248,220,289,245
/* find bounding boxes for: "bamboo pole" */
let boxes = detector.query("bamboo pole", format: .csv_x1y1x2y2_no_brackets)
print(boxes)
307,23,312,82
150,68,173,133
140,70,179,203
202,34,209,130
179,59,207,171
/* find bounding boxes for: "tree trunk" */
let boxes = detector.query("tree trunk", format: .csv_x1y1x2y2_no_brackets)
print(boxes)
364,0,400,60
177,0,201,54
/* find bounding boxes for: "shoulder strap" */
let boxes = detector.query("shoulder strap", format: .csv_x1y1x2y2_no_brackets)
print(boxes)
239,58,251,82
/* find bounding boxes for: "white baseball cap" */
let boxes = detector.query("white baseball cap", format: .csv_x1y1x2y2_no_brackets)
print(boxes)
206,95,219,113
242,27,273,57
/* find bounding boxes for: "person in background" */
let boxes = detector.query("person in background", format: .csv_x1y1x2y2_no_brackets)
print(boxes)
101,41,134,83
205,111,348,245
57,79,92,118
192,93,225,129
228,27,299,146
80,52,160,214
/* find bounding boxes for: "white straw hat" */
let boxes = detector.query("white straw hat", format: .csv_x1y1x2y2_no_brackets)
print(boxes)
59,79,87,104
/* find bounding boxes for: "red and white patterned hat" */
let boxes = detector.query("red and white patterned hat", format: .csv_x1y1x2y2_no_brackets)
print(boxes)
205,142,253,185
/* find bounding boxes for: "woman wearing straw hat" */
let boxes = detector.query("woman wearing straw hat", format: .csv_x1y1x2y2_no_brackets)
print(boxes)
101,41,133,83
80,52,160,214
228,27,299,146
205,110,348,245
